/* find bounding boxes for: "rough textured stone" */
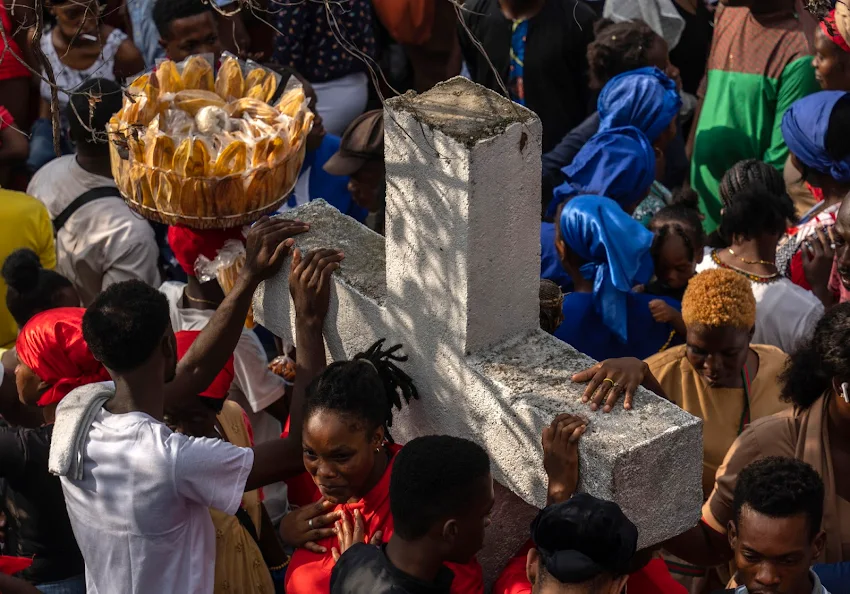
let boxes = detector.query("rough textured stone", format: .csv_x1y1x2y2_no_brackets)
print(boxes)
254,79,704,568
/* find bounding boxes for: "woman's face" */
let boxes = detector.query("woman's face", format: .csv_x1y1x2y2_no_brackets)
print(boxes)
656,232,696,290
814,27,850,91
14,362,46,407
51,0,101,42
302,409,383,504
685,325,751,388
645,35,682,91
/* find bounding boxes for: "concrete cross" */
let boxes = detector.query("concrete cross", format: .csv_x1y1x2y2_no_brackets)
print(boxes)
254,78,703,572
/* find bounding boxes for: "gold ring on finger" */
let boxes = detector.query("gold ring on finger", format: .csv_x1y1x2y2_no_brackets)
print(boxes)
603,378,615,386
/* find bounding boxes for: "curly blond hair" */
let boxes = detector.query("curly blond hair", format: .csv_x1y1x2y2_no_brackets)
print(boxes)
682,268,756,330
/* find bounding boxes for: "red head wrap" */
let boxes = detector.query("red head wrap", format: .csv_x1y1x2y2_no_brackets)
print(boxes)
15,308,111,407
167,225,245,277
822,10,850,53
174,330,234,399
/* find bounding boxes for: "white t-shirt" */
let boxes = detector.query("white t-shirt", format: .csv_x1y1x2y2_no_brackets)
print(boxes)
26,155,160,306
697,249,824,354
60,408,254,594
159,281,290,520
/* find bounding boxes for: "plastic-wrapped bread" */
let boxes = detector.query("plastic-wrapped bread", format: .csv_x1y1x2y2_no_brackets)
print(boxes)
215,57,244,101
156,60,184,94
181,55,214,91
173,90,226,116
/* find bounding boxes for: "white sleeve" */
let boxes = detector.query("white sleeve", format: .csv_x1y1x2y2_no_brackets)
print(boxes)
231,331,287,414
171,433,254,514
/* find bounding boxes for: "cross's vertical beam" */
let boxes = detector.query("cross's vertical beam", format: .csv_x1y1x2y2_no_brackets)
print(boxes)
384,79,541,354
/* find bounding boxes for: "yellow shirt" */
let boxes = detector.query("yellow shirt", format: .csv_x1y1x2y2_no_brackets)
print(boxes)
0,189,56,349
645,344,790,497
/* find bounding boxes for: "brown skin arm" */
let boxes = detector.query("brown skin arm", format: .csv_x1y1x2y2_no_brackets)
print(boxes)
263,392,290,424
164,218,309,406
113,38,146,79
245,248,344,491
0,573,39,594
258,503,288,567
664,520,733,567
0,368,43,429
0,123,29,161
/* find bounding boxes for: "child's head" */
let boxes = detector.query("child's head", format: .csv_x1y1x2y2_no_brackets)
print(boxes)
539,279,564,334
649,189,705,291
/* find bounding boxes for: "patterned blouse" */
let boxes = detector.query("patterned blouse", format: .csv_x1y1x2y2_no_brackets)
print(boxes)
272,0,377,83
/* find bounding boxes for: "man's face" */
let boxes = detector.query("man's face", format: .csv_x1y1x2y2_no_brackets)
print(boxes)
348,161,385,212
730,506,824,594
161,12,221,63
444,474,495,564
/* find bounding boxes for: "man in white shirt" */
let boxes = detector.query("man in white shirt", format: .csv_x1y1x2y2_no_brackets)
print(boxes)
26,78,160,307
57,218,343,593
163,224,291,521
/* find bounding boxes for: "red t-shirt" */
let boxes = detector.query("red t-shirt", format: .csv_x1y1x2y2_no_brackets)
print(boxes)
284,443,484,594
492,541,687,594
0,1,30,80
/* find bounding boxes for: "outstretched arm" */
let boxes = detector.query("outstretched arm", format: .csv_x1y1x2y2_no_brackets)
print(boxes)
164,217,309,406
245,247,344,491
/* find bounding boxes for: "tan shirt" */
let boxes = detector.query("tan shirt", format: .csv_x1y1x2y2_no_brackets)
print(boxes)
704,395,849,563
646,344,790,496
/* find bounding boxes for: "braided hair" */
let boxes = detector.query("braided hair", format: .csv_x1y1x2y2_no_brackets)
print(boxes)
649,189,705,263
304,339,419,442
587,19,658,89
718,159,786,207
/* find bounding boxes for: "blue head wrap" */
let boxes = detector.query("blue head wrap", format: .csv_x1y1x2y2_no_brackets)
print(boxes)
559,195,655,343
598,67,682,142
782,91,850,183
547,126,656,218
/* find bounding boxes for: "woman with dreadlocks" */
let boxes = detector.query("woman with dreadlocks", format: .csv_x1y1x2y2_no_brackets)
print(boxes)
281,340,484,594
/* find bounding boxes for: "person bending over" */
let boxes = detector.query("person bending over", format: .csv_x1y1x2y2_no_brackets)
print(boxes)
716,456,829,594
330,435,494,594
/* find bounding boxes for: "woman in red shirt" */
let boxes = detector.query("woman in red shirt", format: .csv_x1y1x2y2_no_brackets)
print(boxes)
279,340,485,594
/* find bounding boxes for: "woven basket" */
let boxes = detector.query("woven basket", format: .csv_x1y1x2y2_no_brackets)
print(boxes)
108,131,306,229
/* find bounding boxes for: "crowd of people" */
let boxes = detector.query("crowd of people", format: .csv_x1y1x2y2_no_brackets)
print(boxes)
1,0,850,592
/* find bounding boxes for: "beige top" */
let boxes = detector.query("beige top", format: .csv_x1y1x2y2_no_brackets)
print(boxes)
646,344,791,496
210,401,274,593
704,394,849,563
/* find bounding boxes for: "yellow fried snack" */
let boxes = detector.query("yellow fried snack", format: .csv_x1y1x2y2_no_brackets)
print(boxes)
226,97,279,123
146,135,176,169
181,56,214,91
275,88,305,118
251,137,271,168
246,85,266,101
128,73,151,92
128,136,146,162
215,57,244,101
156,60,184,94
260,75,277,102
244,68,267,89
213,140,248,176
173,137,211,177
173,89,226,116
266,136,290,167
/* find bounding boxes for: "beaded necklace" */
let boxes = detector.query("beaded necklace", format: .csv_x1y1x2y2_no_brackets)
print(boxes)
710,250,781,284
